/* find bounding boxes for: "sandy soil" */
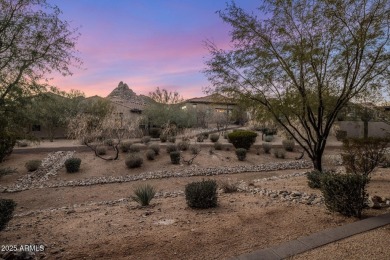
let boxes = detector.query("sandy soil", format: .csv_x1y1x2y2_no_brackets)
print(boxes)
0,141,389,260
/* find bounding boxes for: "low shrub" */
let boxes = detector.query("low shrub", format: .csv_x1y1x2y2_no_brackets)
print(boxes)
131,184,156,206
203,133,209,139
96,146,107,155
264,135,274,142
307,170,322,189
196,135,204,142
177,141,190,151
103,139,114,146
141,136,151,144
170,151,181,164
160,134,167,143
235,148,247,161
64,157,82,173
321,173,368,218
0,167,17,178
168,136,176,143
214,142,222,150
129,144,142,153
148,143,160,155
166,143,178,154
190,145,200,155
210,134,220,142
0,199,16,231
282,139,295,152
0,132,16,162
335,130,347,141
228,130,257,150
223,132,229,139
274,149,286,159
25,160,41,172
145,149,156,160
18,141,28,147
263,128,277,135
219,179,238,193
149,128,161,138
120,141,132,153
125,153,143,168
185,179,218,209
262,143,272,154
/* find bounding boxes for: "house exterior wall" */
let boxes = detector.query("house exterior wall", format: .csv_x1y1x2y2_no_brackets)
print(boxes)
337,121,390,138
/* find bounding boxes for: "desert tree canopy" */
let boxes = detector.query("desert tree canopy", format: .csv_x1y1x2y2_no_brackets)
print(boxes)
205,0,390,171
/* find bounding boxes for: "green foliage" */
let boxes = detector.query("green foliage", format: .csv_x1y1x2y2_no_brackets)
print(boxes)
120,141,132,153
141,136,151,144
282,139,295,151
125,153,143,168
262,142,272,154
0,199,16,231
17,141,28,147
166,144,178,154
335,130,347,141
235,148,247,161
170,151,181,164
0,167,17,178
146,149,156,160
0,131,16,162
321,173,368,218
210,133,220,142
228,130,257,150
219,179,238,193
177,141,190,151
196,135,204,142
96,146,107,155
203,133,209,139
342,137,389,177
190,144,201,155
131,184,156,206
129,144,142,153
185,179,218,209
307,170,323,189
273,149,286,159
25,160,41,172
264,135,274,142
64,157,81,173
263,128,277,135
160,134,167,143
149,128,161,138
148,143,160,155
214,142,223,150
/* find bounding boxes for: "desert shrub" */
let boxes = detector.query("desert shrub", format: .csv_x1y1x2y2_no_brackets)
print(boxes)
129,144,142,153
228,130,257,150
18,141,28,147
321,173,368,218
160,134,167,143
64,157,82,173
262,142,272,154
196,135,204,142
0,199,16,231
145,149,156,160
0,133,16,162
25,160,41,172
149,128,161,138
148,143,160,155
235,148,247,161
335,130,347,141
307,170,323,189
263,128,277,135
219,179,238,193
341,137,389,177
0,167,17,178
190,144,200,155
264,135,274,142
141,136,151,144
131,184,156,206
282,139,295,152
185,179,218,209
210,133,220,142
203,133,209,139
168,136,176,143
177,141,190,151
120,141,132,153
214,142,222,150
96,146,107,155
103,139,114,146
274,149,286,159
166,143,178,154
223,132,229,139
125,153,143,168
170,151,181,164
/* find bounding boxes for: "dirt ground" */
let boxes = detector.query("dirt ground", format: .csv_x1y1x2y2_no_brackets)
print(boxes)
1,140,390,260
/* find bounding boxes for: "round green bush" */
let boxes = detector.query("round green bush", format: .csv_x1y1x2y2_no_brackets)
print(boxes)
185,179,217,209
25,160,41,172
120,141,132,153
96,146,107,155
235,148,247,161
170,151,181,164
177,141,190,151
64,157,81,173
262,142,272,154
148,143,160,155
146,149,156,160
196,135,204,142
264,135,274,142
129,144,142,153
166,143,178,154
214,142,222,150
160,134,167,143
141,136,151,144
125,153,143,168
210,134,220,142
282,139,295,151
228,130,257,150
190,144,200,155
274,149,286,159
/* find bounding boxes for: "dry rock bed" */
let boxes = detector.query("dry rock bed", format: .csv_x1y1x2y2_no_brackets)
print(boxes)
0,148,390,260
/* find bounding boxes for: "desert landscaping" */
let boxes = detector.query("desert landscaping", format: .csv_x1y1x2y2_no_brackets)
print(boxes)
1,133,389,260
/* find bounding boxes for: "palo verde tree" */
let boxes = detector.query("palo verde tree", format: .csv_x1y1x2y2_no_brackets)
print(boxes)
205,0,390,171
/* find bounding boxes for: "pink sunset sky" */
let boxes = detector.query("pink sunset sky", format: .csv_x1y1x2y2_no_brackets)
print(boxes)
48,1,263,99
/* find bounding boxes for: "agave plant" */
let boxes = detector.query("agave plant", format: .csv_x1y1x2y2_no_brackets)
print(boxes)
131,184,156,206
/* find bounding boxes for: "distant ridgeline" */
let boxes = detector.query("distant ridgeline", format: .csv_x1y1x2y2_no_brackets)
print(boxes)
107,81,153,105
